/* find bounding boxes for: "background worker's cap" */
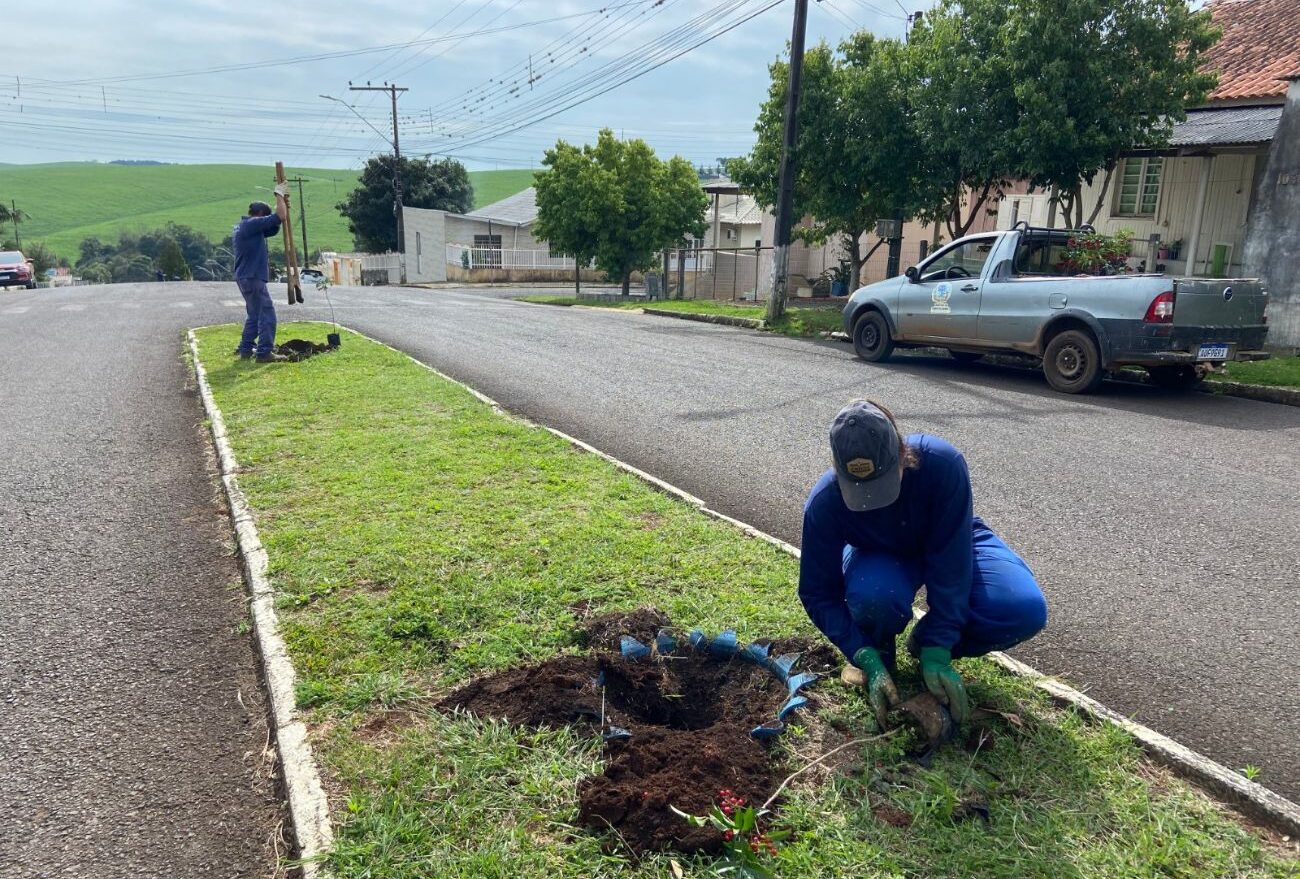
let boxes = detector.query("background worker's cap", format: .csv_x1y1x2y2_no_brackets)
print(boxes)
248,201,272,217
829,401,903,512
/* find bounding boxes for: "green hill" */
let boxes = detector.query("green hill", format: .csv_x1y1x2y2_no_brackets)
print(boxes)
0,163,535,261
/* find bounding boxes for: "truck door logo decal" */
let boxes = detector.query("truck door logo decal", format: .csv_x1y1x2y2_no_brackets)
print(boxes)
932,282,952,314
1223,286,1233,301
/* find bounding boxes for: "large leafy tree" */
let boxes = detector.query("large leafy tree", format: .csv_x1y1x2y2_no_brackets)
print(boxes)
905,2,1022,239
908,0,1218,234
534,129,707,296
729,35,931,286
998,0,1218,227
338,156,474,252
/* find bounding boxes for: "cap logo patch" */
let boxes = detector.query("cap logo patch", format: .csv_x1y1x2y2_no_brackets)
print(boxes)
846,457,876,478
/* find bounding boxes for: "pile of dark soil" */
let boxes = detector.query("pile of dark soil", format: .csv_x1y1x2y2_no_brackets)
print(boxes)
274,338,336,361
440,647,797,854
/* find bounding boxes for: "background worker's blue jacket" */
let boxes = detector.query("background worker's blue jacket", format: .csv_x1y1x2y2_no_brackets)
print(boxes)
799,433,981,658
232,214,282,282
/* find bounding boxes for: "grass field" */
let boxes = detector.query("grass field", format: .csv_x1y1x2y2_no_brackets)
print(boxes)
192,321,1296,879
0,163,534,261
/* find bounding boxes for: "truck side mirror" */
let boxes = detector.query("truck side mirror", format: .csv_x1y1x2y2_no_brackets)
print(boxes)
904,266,919,283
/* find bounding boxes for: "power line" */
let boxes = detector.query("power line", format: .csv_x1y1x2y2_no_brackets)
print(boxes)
22,4,644,86
424,0,783,154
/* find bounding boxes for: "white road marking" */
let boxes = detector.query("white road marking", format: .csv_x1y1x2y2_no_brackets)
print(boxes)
120,302,142,309
172,302,194,308
3,306,29,314
222,300,243,307
59,304,86,311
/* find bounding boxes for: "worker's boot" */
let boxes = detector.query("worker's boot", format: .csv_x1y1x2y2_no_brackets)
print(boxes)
233,348,253,360
255,352,289,363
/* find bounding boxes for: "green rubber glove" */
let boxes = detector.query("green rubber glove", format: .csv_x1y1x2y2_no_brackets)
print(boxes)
919,646,970,723
852,647,900,729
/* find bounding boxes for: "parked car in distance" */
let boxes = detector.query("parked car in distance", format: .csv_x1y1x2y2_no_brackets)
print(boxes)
301,268,325,283
0,251,36,290
842,225,1270,394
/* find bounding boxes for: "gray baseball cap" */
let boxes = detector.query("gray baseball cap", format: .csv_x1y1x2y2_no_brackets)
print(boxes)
829,401,902,512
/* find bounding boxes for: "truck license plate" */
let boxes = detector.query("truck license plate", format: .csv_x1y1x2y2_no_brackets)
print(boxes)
1197,344,1230,361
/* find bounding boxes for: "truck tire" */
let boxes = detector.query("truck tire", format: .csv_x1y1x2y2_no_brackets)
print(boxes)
1147,364,1204,392
1042,329,1103,394
852,310,894,362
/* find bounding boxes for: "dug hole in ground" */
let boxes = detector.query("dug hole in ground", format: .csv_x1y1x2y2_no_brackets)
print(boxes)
192,322,1298,879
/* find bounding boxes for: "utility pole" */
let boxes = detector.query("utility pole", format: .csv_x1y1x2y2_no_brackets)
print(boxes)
349,82,409,283
288,177,309,263
11,200,20,247
766,0,809,323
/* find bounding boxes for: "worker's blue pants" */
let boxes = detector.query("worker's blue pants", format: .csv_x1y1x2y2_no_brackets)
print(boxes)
236,279,277,357
843,526,1047,660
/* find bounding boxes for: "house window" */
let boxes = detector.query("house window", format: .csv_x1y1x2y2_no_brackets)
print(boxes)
1114,157,1162,218
473,234,502,267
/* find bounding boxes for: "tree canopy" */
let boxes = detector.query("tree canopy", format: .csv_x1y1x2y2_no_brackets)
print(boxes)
338,156,474,252
534,129,707,296
731,0,1219,252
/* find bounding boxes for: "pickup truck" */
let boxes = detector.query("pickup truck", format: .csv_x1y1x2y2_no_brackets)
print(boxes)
842,226,1270,393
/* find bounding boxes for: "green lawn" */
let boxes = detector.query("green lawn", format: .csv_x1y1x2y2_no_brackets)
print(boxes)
0,162,532,260
521,296,845,339
192,323,1294,879
1208,356,1300,389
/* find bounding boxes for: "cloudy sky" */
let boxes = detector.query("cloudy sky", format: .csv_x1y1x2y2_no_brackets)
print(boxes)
2,0,916,170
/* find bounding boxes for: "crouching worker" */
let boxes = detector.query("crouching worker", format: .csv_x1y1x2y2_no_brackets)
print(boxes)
799,400,1047,727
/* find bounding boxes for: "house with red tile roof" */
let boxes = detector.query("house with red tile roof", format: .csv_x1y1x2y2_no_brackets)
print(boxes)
995,0,1300,345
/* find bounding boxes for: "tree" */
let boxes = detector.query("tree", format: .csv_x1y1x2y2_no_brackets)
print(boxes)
337,156,474,252
534,129,707,296
0,203,30,245
907,0,1219,234
906,2,1022,239
998,0,1218,227
81,263,112,284
21,241,57,278
158,238,191,280
728,36,928,286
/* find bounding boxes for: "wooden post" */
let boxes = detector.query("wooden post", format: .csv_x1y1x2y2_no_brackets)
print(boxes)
275,162,302,304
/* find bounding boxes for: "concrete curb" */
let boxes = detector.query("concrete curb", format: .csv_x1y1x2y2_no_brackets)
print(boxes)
641,307,765,330
186,331,334,877
350,322,1300,839
822,331,1300,408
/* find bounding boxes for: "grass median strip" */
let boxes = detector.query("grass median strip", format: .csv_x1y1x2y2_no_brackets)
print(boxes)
519,296,843,338
193,322,1295,879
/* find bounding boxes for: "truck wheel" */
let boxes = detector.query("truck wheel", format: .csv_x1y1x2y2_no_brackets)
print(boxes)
852,311,894,362
949,350,984,364
1147,364,1204,392
1042,329,1103,394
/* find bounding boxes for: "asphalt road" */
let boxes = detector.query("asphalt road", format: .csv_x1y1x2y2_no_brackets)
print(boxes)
2,281,1297,854
0,284,282,878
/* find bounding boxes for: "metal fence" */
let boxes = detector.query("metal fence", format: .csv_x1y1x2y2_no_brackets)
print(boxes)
447,244,577,271
666,245,772,301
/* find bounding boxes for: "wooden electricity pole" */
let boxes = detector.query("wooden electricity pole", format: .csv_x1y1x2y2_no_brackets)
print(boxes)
767,0,809,322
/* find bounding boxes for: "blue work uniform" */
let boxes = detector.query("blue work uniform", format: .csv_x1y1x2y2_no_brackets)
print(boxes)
232,213,282,357
799,434,1047,663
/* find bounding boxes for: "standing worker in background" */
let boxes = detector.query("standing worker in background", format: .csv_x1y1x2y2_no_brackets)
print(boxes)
799,400,1048,728
232,183,290,363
